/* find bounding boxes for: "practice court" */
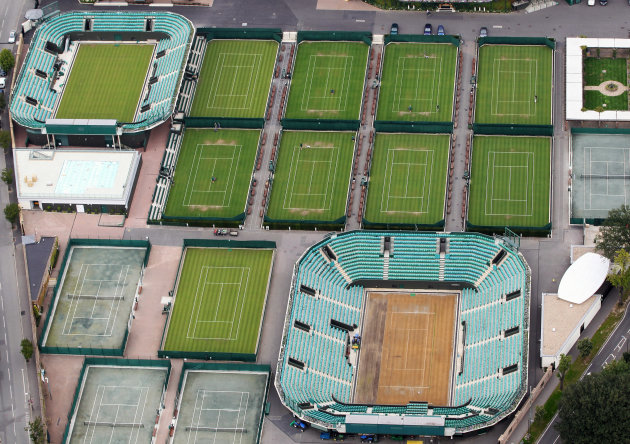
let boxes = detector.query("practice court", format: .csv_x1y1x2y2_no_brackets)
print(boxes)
66,364,168,444
571,132,630,220
42,246,146,351
174,369,268,444
354,291,458,406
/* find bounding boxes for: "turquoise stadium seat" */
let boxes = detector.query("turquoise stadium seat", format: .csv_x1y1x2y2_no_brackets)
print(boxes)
10,11,193,132
277,231,529,432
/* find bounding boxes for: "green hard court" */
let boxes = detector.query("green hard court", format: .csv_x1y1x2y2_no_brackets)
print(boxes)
467,135,551,228
56,44,154,121
377,43,458,122
266,131,355,223
190,39,278,118
364,133,450,226
474,45,552,125
163,247,273,355
164,129,260,219
284,41,369,120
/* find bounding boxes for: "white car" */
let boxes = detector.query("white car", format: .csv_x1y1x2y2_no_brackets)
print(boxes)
587,0,595,5
8,31,15,44
0,78,5,89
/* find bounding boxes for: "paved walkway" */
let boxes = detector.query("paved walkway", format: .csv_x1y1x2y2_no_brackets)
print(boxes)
584,80,628,96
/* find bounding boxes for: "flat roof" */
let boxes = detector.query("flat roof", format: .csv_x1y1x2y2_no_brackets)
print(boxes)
24,236,56,301
541,292,599,357
14,149,140,206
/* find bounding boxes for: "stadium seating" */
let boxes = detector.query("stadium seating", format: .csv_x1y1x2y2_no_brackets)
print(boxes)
10,11,193,132
276,231,530,435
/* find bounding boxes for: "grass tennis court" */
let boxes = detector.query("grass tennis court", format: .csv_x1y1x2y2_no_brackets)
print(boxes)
66,364,168,444
56,44,154,121
583,57,628,111
475,45,552,125
468,135,551,228
363,133,449,226
163,247,274,355
163,129,260,219
266,131,354,223
355,291,457,406
284,41,369,120
174,368,268,444
571,132,630,220
377,43,457,122
42,246,147,351
190,39,278,118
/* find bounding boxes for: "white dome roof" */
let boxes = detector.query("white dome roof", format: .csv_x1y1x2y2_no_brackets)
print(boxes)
558,252,610,304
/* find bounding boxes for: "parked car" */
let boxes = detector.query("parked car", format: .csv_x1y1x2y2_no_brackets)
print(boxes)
600,0,607,5
479,27,488,38
390,23,399,35
0,78,6,90
588,0,596,5
437,25,445,35
0,68,6,77
8,31,15,44
424,23,432,35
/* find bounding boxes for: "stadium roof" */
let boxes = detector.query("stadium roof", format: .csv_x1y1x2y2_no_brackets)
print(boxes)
558,252,610,304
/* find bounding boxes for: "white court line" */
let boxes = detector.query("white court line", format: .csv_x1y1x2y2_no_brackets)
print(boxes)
206,52,262,111
380,148,433,214
301,54,354,112
188,390,250,444
491,58,537,117
392,56,442,114
583,146,630,210
484,150,534,217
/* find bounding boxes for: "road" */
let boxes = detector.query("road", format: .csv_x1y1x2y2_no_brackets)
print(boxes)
7,0,630,443
537,293,630,444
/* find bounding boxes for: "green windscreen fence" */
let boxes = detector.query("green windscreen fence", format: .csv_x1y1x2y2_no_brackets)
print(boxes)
197,28,283,43
39,238,151,355
362,218,445,231
570,217,606,225
466,221,552,237
184,117,265,129
281,118,360,131
571,127,630,135
62,358,171,444
478,36,556,49
264,215,346,230
384,34,461,46
472,123,553,136
297,30,372,45
374,121,453,134
160,212,245,228
183,238,276,249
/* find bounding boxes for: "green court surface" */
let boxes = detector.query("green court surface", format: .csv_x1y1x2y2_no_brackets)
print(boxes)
56,44,154,121
66,365,168,443
583,57,628,111
163,247,274,354
474,45,553,125
468,135,551,228
364,133,449,226
284,41,369,120
163,129,260,219
190,39,278,118
174,370,268,444
377,43,457,122
266,131,355,223
42,246,147,351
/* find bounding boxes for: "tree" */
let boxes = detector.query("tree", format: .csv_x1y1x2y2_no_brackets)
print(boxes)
1,167,13,185
0,130,11,151
25,416,46,444
607,249,630,303
20,338,33,361
556,353,571,391
556,367,630,443
4,203,19,225
577,338,593,358
595,205,630,260
0,48,15,73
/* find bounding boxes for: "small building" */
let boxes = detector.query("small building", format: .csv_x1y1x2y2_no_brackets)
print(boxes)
540,252,609,367
14,148,141,213
24,236,58,306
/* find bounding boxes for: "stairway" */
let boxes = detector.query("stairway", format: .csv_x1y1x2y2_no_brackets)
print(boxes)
438,252,446,281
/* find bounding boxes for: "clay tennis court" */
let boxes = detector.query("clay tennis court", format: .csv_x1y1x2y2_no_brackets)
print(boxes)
354,291,458,406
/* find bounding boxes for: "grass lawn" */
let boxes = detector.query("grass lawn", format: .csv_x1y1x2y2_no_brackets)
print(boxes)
266,131,354,223
377,43,457,122
163,247,274,354
190,39,278,118
583,57,629,110
284,41,369,120
163,129,259,219
56,44,153,121
475,45,553,125
468,135,551,228
364,133,449,226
